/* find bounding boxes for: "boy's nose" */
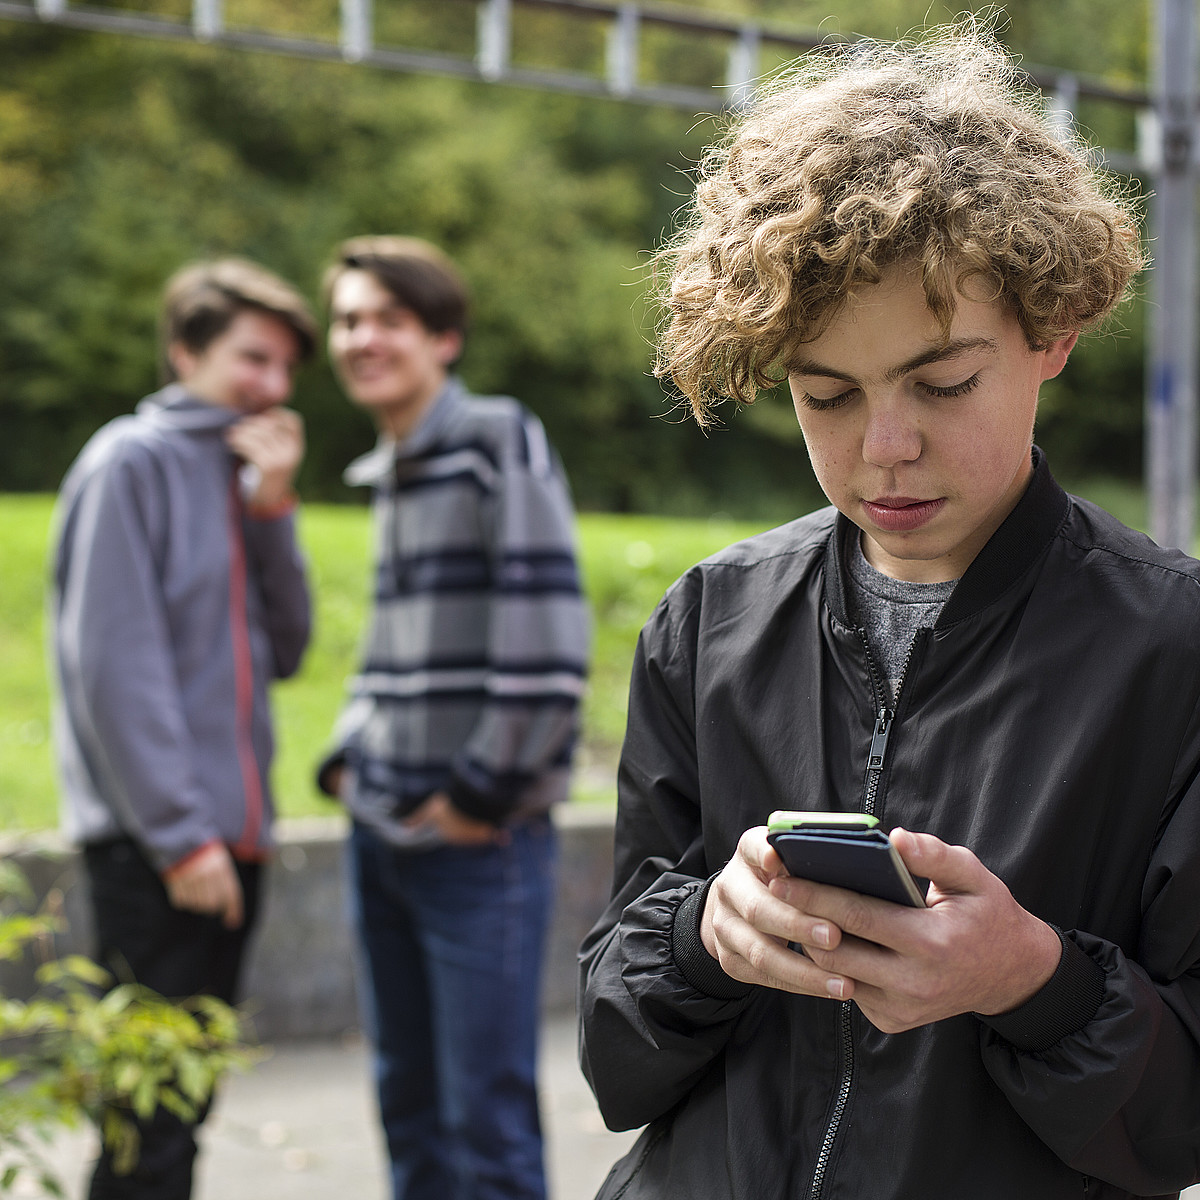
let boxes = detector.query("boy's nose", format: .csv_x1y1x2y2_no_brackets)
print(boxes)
861,403,922,467
348,320,384,351
263,363,293,404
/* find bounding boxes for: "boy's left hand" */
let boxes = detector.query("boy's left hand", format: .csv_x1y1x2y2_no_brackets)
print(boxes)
227,407,305,510
772,828,1063,1033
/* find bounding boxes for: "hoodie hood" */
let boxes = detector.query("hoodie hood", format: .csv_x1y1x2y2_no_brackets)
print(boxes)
135,383,242,434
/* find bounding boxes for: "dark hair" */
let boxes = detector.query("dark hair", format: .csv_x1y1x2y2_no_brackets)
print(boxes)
160,258,317,382
323,235,470,337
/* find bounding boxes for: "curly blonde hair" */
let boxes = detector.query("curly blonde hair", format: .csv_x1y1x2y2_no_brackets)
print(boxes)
656,25,1144,425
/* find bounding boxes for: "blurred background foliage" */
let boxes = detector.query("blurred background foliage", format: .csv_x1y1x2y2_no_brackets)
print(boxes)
0,0,1152,520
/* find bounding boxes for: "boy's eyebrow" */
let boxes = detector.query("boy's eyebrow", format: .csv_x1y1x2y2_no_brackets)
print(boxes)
330,298,405,320
789,336,999,383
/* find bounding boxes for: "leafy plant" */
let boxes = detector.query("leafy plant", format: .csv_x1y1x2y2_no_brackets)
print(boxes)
0,860,254,1196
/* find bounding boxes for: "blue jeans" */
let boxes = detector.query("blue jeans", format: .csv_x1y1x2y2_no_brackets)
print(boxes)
348,818,556,1200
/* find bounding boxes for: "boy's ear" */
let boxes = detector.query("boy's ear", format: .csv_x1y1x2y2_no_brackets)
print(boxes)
1040,331,1079,382
167,340,197,382
437,329,464,368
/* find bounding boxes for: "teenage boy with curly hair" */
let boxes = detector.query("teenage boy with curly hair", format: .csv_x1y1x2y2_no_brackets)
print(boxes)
579,26,1200,1200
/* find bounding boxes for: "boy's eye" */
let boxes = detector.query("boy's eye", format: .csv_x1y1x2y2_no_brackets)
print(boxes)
799,388,857,412
920,373,981,399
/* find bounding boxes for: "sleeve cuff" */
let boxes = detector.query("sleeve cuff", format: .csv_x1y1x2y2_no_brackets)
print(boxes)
446,775,517,825
977,926,1106,1053
315,751,348,798
161,838,224,881
245,491,298,520
670,876,755,1002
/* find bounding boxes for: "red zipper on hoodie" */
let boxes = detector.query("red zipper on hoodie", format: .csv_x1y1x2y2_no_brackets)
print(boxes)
227,472,264,858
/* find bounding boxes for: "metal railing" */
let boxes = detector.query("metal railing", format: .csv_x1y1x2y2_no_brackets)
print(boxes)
0,0,1151,138
1,0,1193,546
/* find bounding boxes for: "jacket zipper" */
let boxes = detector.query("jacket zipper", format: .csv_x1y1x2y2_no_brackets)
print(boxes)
863,706,893,818
861,628,918,814
807,999,855,1200
807,630,915,1200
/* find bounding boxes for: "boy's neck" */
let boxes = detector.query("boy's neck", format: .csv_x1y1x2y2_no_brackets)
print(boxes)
377,374,447,441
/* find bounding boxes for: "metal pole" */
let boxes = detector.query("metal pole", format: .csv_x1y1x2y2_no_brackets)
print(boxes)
1147,0,1198,550
726,25,759,110
193,0,222,40
340,0,371,63
607,4,638,97
477,0,511,82
1046,72,1078,141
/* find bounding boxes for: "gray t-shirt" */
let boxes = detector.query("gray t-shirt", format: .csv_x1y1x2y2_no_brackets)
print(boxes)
845,534,957,706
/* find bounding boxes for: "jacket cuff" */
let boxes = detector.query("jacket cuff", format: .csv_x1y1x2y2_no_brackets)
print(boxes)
161,838,224,881
315,750,348,798
245,491,298,520
446,775,514,825
670,877,755,1002
977,927,1106,1053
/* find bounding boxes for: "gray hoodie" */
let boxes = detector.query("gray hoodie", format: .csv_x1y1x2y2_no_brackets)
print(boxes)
51,385,311,872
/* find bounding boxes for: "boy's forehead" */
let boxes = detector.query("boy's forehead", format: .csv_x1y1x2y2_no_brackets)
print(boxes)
330,270,407,316
789,268,1017,372
197,308,301,355
250,309,305,350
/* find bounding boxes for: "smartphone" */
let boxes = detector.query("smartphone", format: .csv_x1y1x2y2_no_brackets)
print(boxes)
766,811,928,907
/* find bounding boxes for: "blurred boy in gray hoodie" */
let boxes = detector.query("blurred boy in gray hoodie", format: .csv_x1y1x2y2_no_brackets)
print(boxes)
51,258,317,1200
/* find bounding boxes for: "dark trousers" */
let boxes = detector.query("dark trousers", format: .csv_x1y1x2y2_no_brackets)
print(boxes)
82,838,262,1200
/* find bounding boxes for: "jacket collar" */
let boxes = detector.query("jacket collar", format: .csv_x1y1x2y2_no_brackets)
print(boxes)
824,447,1071,628
343,377,467,488
134,383,242,433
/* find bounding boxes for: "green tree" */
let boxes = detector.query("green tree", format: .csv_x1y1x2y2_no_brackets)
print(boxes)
0,2,1155,516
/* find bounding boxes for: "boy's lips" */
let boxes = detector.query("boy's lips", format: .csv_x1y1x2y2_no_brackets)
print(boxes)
348,358,392,378
861,496,946,532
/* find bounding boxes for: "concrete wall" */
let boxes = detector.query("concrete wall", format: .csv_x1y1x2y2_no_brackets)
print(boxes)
0,806,616,1042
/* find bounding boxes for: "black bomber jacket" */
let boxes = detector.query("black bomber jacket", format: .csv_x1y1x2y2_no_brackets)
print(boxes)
579,451,1200,1199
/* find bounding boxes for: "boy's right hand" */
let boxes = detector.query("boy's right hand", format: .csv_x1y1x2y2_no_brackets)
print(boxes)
164,842,245,930
321,763,347,800
701,826,851,997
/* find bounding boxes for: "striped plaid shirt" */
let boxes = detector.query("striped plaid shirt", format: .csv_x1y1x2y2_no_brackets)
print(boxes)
323,379,588,846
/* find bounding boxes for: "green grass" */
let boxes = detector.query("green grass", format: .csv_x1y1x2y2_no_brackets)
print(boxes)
0,496,59,831
0,479,1165,830
0,496,767,830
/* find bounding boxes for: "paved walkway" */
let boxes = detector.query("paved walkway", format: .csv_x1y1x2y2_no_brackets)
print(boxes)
34,1014,1200,1199
36,1012,638,1200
